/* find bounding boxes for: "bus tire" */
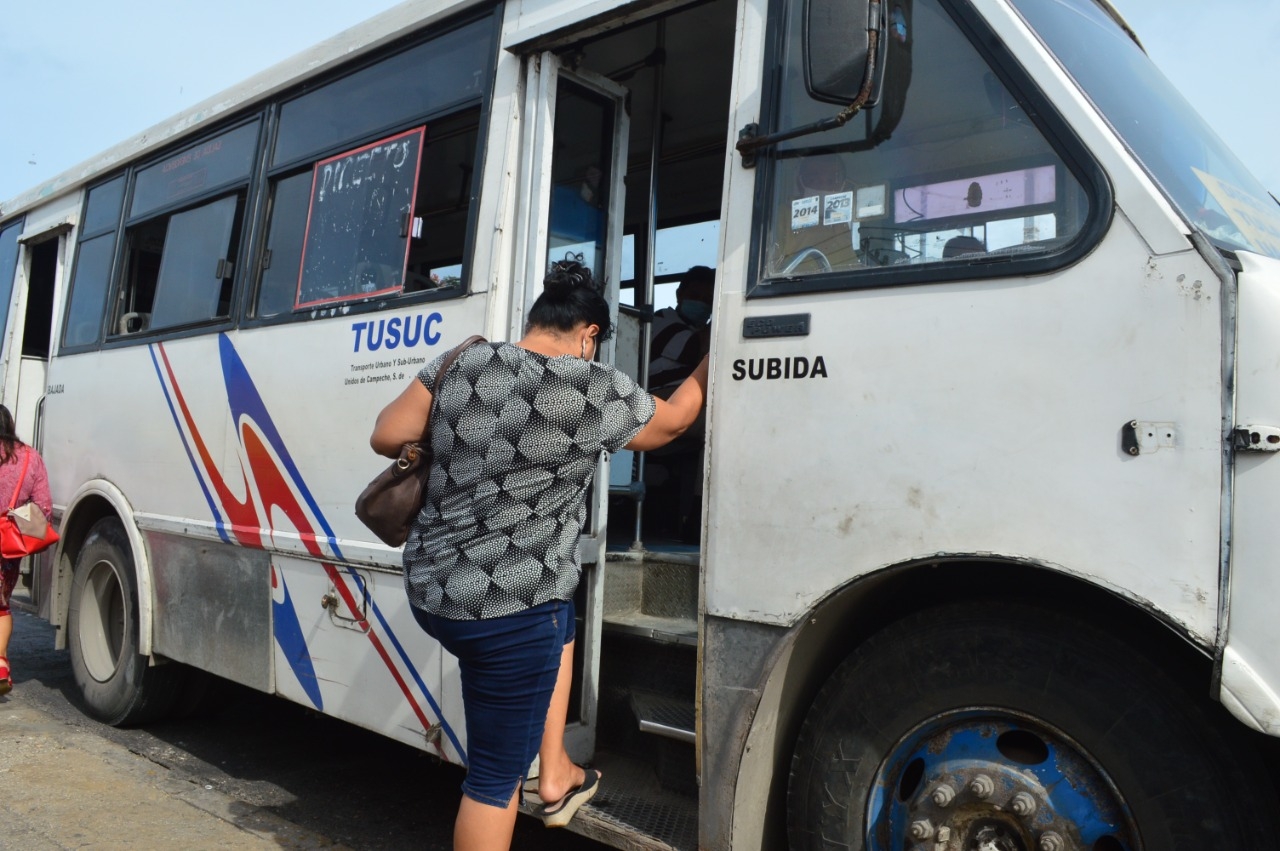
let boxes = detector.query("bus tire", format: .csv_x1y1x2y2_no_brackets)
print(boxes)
787,600,1279,851
67,518,183,726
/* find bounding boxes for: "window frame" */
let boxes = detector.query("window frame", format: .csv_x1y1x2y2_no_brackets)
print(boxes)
746,0,1113,299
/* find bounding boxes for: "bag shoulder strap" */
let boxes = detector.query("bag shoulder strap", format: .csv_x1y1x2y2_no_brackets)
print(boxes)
431,334,488,395
8,447,31,511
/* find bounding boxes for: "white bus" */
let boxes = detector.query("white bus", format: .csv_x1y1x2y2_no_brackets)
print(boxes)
3,0,1280,847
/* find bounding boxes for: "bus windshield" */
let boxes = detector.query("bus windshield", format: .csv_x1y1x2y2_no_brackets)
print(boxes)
1010,0,1280,260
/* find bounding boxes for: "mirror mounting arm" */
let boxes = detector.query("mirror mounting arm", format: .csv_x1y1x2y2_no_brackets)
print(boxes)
736,22,881,168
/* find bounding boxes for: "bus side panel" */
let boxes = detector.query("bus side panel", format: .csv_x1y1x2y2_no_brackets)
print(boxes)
271,556,463,762
220,301,486,758
44,343,235,536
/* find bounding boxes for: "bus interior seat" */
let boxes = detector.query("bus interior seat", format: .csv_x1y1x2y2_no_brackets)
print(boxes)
117,312,150,335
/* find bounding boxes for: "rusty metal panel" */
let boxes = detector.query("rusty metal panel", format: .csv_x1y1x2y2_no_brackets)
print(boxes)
148,531,272,692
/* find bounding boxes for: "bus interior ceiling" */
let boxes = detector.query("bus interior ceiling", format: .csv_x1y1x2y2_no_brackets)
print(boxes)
551,4,734,847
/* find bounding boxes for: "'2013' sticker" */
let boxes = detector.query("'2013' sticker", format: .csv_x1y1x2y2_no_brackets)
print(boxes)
824,191,853,225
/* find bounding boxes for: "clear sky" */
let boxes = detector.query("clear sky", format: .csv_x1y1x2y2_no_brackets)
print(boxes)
1,0,1276,206
0,0,403,205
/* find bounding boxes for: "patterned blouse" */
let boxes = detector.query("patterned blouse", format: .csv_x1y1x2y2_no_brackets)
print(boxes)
403,342,655,620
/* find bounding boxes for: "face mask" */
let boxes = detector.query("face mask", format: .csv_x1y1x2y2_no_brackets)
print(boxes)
678,300,712,326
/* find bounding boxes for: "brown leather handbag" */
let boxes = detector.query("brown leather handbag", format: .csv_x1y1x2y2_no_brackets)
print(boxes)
355,335,486,546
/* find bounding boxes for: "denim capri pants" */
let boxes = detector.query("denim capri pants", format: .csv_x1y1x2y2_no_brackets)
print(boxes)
414,598,576,808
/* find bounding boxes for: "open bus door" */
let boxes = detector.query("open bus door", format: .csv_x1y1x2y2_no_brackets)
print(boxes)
517,51,630,761
0,221,59,451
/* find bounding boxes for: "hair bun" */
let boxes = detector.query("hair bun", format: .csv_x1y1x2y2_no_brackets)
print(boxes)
545,259,597,296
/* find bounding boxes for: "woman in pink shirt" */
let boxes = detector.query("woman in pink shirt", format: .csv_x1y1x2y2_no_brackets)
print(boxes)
0,404,52,696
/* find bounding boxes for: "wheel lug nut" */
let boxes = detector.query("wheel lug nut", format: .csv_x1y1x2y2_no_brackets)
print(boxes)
1010,791,1037,816
909,819,934,840
1039,832,1065,851
931,783,956,807
968,774,995,799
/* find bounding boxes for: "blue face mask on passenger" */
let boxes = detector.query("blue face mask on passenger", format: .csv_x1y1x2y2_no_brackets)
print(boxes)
678,300,712,326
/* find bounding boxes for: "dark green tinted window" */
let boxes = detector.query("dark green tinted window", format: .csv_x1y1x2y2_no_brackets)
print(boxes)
83,176,126,237
63,233,116,348
0,220,22,342
130,121,260,219
273,18,491,168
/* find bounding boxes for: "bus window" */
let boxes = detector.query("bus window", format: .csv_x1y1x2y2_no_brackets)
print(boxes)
252,15,495,319
256,172,312,318
761,0,1094,284
270,20,490,171
113,191,246,335
110,122,259,337
254,109,481,317
128,121,258,221
293,127,425,309
404,111,480,292
62,175,126,350
0,220,20,342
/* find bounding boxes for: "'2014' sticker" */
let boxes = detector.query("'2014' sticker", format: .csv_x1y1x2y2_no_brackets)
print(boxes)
792,195,820,229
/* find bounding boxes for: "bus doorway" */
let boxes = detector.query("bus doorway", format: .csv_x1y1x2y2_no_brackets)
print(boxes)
3,232,58,447
515,1,734,845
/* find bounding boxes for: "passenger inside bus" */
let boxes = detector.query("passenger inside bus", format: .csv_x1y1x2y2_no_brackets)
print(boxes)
645,266,714,542
943,234,986,258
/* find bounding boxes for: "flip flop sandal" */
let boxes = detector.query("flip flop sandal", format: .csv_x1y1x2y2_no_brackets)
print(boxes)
538,767,601,828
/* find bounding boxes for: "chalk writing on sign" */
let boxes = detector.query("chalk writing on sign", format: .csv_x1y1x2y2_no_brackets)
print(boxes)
296,125,426,309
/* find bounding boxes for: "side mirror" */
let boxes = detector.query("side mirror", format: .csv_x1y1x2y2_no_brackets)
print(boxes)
736,0,911,165
805,0,886,106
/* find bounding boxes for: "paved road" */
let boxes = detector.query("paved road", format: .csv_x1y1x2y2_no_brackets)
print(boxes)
1,604,606,850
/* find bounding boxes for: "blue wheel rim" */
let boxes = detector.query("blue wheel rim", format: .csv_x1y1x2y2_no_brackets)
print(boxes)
866,708,1139,850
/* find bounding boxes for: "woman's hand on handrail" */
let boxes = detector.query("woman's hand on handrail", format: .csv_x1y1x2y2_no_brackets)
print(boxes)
627,355,710,452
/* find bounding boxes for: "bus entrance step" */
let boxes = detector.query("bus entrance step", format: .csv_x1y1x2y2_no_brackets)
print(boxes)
631,691,695,744
602,611,697,645
519,749,695,850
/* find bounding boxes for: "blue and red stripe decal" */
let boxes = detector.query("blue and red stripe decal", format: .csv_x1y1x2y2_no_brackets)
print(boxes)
149,333,463,760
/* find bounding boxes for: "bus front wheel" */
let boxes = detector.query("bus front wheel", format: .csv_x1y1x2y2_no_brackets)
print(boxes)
787,601,1278,850
68,518,183,726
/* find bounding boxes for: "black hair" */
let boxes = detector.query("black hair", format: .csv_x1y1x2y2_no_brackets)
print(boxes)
0,404,23,466
526,258,615,341
678,265,715,294
683,265,715,285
